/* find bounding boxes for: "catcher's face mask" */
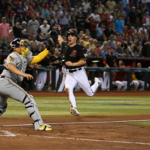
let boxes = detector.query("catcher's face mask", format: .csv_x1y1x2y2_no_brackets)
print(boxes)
20,40,29,57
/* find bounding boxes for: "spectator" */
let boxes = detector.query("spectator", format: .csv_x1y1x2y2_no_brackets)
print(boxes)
124,4,131,22
89,38,95,50
101,45,109,56
59,8,68,35
114,15,124,34
92,41,101,55
8,29,15,44
41,6,50,18
106,0,116,13
100,41,109,52
131,37,140,56
85,15,101,38
112,11,117,23
85,42,91,55
26,5,36,17
16,2,24,16
22,1,28,12
117,6,126,22
21,21,27,30
138,24,147,34
85,29,91,38
91,10,101,22
142,12,150,26
108,35,116,47
4,6,13,17
121,0,129,9
127,6,137,27
12,21,22,38
0,17,10,45
83,36,90,46
76,12,85,32
142,34,150,57
97,1,105,15
116,42,126,57
121,37,128,52
82,0,90,14
50,15,58,30
104,25,115,39
38,20,50,42
27,14,39,40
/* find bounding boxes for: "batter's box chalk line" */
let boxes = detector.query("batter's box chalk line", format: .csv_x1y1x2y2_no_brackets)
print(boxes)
5,133,150,146
0,130,16,137
1,119,150,127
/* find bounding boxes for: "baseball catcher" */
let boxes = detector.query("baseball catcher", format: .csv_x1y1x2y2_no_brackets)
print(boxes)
0,32,57,131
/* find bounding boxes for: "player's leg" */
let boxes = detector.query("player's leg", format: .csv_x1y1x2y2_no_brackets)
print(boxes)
113,81,123,91
55,69,59,90
74,69,101,97
131,80,139,91
0,78,51,131
65,73,78,116
58,75,66,92
121,81,127,91
0,95,8,116
36,71,46,91
139,80,149,91
103,72,109,90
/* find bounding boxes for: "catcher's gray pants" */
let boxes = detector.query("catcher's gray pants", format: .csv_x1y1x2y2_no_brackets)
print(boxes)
0,77,44,130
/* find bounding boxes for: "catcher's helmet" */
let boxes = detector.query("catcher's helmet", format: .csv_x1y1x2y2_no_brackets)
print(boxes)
10,38,29,48
10,38,21,48
67,29,78,38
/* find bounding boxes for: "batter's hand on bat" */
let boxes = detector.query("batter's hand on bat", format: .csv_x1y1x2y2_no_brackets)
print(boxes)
23,73,34,80
65,61,73,66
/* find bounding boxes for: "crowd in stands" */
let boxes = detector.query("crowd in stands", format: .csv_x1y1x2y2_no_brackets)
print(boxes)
0,0,150,91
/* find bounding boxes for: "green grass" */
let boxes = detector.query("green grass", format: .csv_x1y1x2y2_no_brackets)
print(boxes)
1,96,150,118
118,122,150,127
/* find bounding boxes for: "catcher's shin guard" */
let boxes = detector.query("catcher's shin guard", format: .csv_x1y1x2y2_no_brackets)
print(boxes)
23,94,44,130
0,103,7,116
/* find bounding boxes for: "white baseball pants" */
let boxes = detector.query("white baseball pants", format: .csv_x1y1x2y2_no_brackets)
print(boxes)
131,80,149,91
103,72,110,90
65,67,99,108
36,71,47,91
113,81,127,91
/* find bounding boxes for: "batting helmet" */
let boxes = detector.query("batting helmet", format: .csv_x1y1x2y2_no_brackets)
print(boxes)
67,29,78,38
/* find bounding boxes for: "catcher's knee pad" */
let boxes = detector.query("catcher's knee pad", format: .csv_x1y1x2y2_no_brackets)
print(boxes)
0,103,7,116
22,95,43,129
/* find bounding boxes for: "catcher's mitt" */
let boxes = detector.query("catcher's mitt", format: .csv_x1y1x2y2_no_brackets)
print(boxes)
47,30,58,46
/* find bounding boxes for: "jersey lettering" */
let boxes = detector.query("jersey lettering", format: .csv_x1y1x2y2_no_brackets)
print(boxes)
70,50,77,57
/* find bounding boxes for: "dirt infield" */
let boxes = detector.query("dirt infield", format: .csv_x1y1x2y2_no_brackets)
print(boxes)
0,91,150,150
0,115,150,150
28,91,150,97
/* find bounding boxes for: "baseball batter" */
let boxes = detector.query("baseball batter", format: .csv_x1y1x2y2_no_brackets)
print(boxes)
56,26,102,116
0,35,56,130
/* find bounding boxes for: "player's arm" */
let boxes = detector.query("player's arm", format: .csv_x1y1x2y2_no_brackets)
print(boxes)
7,64,33,80
30,48,49,65
66,59,86,67
55,25,64,46
103,57,109,67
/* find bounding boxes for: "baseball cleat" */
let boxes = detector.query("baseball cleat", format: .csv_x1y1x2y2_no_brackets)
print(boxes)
94,77,102,86
37,125,52,131
70,107,80,116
